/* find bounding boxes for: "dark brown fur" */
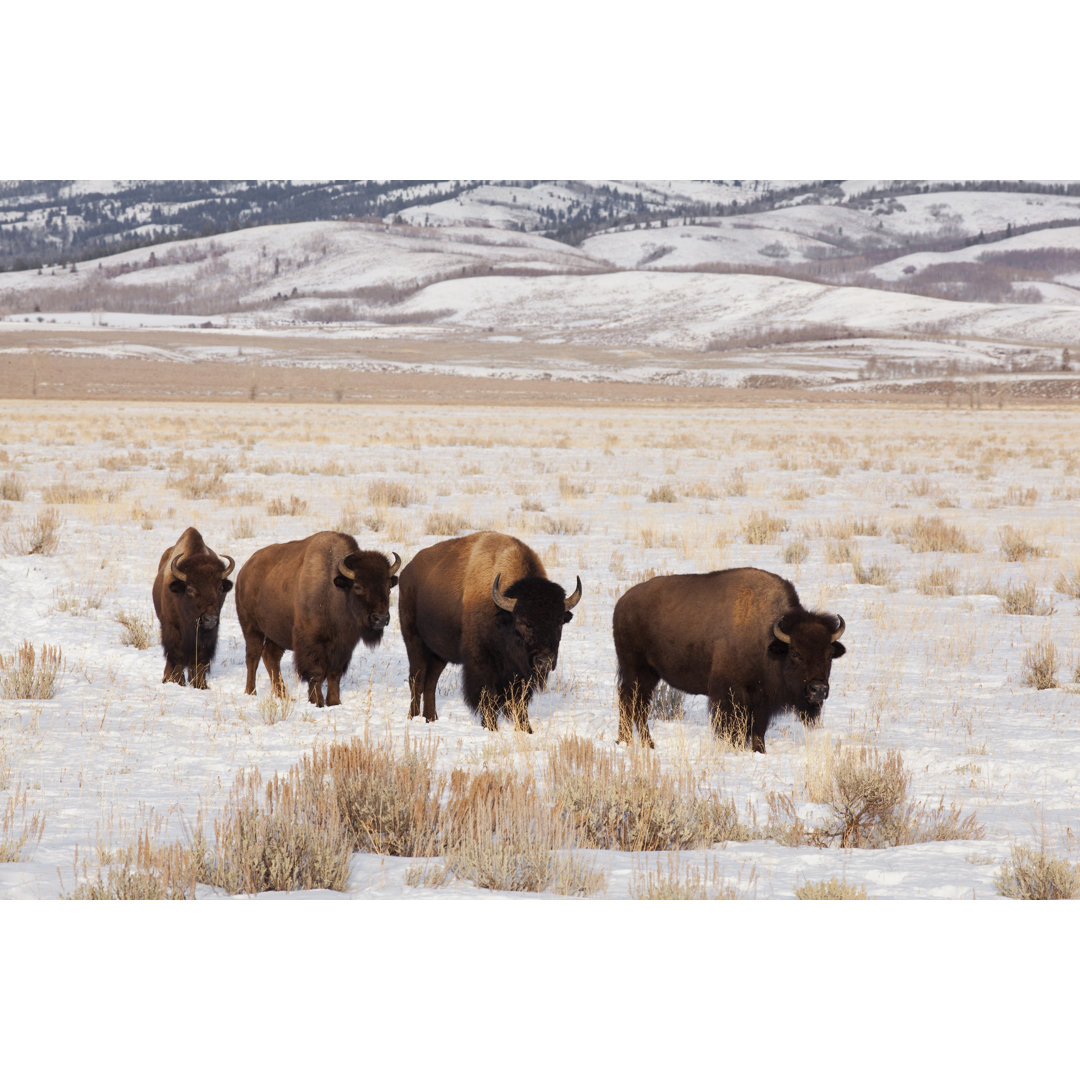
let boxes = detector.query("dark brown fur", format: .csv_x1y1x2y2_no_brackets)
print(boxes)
398,531,581,732
234,531,399,708
612,567,846,752
151,526,235,689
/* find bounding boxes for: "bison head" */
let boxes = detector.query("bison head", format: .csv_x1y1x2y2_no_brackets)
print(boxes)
491,573,582,689
169,552,235,630
768,612,845,722
334,551,401,643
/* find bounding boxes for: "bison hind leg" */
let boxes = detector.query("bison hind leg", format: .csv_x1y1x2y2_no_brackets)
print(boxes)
616,670,658,749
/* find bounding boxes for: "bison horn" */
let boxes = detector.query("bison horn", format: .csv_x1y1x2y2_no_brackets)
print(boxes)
491,574,517,613
170,551,188,583
220,554,235,579
830,614,846,643
337,555,357,581
772,618,792,645
388,552,402,576
564,576,582,611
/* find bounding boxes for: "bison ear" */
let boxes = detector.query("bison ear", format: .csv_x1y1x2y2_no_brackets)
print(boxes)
832,641,846,659
168,578,187,594
389,576,399,590
333,574,351,590
767,638,789,657
563,610,573,624
221,579,234,594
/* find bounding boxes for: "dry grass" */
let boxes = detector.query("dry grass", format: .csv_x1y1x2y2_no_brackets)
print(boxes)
424,510,474,535
996,581,1055,616
0,472,26,501
996,843,1080,899
0,642,63,699
368,478,419,508
916,566,960,596
998,526,1045,561
548,736,748,851
794,877,868,900
743,510,787,545
68,829,201,899
116,609,155,649
897,515,979,554
630,854,757,899
1,507,63,555
266,494,308,516
1,785,46,863
1022,640,1058,689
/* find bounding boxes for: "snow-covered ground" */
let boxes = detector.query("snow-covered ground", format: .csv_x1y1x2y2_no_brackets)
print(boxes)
2,399,1078,901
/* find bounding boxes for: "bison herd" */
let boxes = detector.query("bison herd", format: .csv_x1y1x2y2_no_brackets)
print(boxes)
153,526,846,752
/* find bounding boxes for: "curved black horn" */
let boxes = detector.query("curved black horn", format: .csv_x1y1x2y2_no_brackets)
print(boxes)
564,576,582,611
388,552,402,576
772,618,792,645
830,614,846,643
491,574,517,613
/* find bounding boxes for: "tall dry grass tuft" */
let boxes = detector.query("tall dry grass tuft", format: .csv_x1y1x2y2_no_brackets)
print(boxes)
68,829,201,899
116,610,155,649
996,843,1080,899
630,853,757,899
549,735,747,851
1,784,46,863
1022,640,1058,689
794,877,868,900
743,510,787,545
0,642,63,699
998,526,1044,562
897,515,978,554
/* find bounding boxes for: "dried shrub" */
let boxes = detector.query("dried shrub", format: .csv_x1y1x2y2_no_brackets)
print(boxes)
310,737,445,858
0,642,63,699
897,515,978,553
998,526,1045,561
1,507,63,555
116,610,155,649
548,736,747,851
851,552,895,586
646,484,678,504
997,582,1055,616
916,566,959,596
1054,565,1080,599
794,877,867,900
743,510,787,545
1022,640,1058,689
172,472,227,500
996,843,1080,899
0,472,26,501
542,514,584,535
782,538,810,565
68,830,201,899
266,494,308,516
198,767,353,894
368,478,418,508
424,510,473,535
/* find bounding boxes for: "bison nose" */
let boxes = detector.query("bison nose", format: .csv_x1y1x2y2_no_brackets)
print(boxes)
199,613,218,630
806,680,829,704
370,613,390,630
533,652,556,678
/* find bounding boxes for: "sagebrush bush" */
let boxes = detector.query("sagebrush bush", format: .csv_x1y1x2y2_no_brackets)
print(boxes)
898,515,978,554
630,854,755,899
743,510,787,545
998,526,1044,561
996,581,1054,615
116,610,155,649
1,507,62,555
424,510,473,535
0,642,63,699
1022,640,1058,689
996,843,1080,899
549,736,747,851
368,478,417,508
69,830,200,899
1,785,46,863
0,472,26,501
266,494,307,516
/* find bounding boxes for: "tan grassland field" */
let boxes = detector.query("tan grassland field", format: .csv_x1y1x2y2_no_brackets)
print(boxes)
2,362,1080,899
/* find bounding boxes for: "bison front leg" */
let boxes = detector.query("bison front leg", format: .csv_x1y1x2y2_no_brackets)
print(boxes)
503,682,534,735
325,674,342,708
162,659,186,687
189,661,211,690
308,679,326,708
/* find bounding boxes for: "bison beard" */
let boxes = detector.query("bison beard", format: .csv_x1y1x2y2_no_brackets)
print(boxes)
613,567,846,753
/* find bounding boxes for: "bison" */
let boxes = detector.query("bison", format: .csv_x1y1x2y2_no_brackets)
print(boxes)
152,526,235,689
234,531,401,707
612,567,846,753
398,531,582,733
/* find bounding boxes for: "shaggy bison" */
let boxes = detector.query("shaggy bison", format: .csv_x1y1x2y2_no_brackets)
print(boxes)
398,531,582,732
235,531,400,707
152,526,235,689
613,567,846,752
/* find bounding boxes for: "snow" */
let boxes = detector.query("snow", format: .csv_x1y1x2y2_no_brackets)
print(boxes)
2,399,1079,907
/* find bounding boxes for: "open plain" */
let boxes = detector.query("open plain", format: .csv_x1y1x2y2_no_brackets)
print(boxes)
2,384,1079,899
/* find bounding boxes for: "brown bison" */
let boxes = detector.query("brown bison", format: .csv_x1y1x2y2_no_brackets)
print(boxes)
613,567,846,753
152,526,235,689
235,531,401,707
398,531,582,733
